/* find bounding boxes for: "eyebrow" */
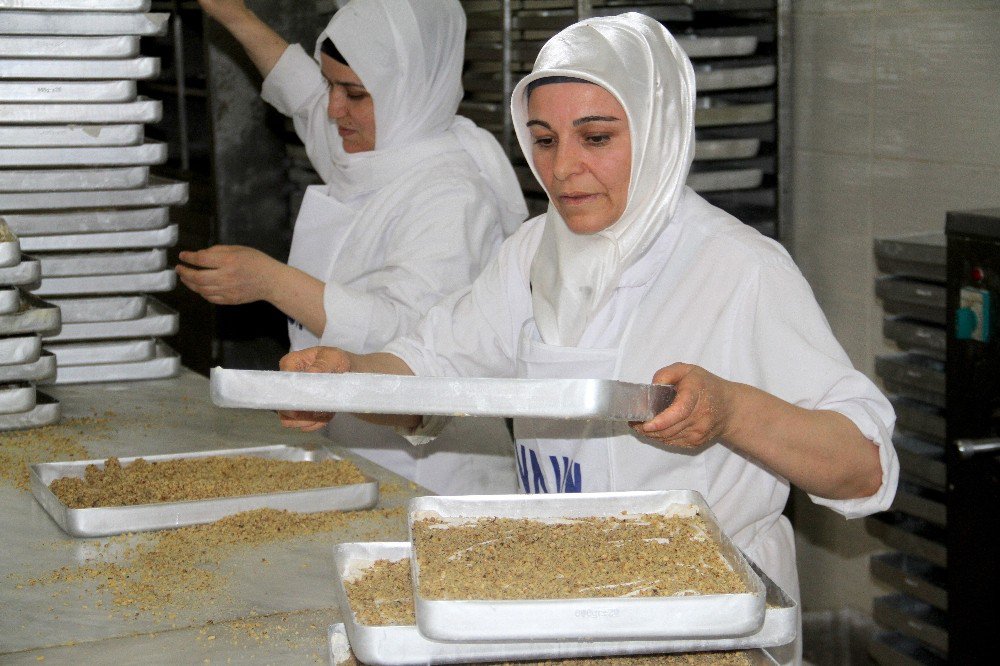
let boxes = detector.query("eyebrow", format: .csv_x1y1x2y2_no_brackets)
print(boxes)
525,115,622,129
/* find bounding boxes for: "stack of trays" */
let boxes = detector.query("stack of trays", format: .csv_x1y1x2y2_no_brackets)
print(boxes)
330,491,795,665
0,222,61,431
0,0,185,385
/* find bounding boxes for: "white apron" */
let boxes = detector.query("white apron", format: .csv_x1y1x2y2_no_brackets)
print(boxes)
286,185,358,351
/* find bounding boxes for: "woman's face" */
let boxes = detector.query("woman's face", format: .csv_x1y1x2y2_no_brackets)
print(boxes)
320,53,376,153
527,82,631,234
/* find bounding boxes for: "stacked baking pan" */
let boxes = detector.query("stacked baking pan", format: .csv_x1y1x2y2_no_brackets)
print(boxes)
0,221,61,431
868,232,948,664
0,0,186,384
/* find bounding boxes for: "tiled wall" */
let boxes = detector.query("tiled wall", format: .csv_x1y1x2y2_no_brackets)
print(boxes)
789,0,1000,614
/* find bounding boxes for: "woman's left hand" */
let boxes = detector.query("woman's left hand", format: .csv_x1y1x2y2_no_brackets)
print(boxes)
176,245,277,305
634,363,735,449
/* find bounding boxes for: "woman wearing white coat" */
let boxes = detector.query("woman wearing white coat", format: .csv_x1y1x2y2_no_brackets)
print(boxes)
178,0,527,494
279,13,899,660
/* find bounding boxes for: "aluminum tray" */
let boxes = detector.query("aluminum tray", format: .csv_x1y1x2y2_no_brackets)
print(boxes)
0,351,57,383
0,382,35,415
0,35,140,58
0,255,40,286
695,99,774,127
0,98,160,124
48,340,178,384
676,35,758,59
34,268,175,297
212,369,677,421
0,124,143,147
408,491,766,642
48,294,147,323
19,224,178,252
688,168,763,192
0,0,150,9
0,333,41,366
47,338,155,367
0,167,148,192
695,65,775,92
0,239,20,268
37,249,166,277
0,140,166,167
4,206,166,235
0,57,159,80
43,297,176,341
0,176,185,211
0,292,59,336
0,80,136,103
694,138,760,161
29,444,380,537
875,232,946,283
0,12,168,36
0,392,59,432
0,285,19,313
332,542,792,665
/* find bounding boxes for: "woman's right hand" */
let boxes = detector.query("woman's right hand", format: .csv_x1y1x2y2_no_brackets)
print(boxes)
276,346,354,431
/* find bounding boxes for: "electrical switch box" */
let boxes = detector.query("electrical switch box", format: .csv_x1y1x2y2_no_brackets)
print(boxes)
956,286,991,342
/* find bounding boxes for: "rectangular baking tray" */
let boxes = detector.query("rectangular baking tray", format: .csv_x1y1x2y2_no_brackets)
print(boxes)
0,123,143,147
0,35,140,58
19,224,178,252
0,167,148,192
408,491,766,642
688,168,763,192
870,553,947,612
211,369,677,421
48,294,147,323
0,292,60,336
0,351,57,383
47,337,155,367
0,176,185,211
694,138,760,161
43,297,176,341
0,12,168,36
0,255,40,286
695,65,775,92
676,35,758,59
0,333,42,366
0,285,19,313
0,238,20,268
875,232,946,283
4,206,166,235
873,594,948,654
29,444,380,537
0,80,136,103
0,57,159,80
695,99,774,127
0,381,35,415
0,140,166,167
332,542,792,665
34,268,176,296
48,340,179,384
0,98,160,124
883,317,946,361
0,392,59,432
0,0,151,9
37,249,166,277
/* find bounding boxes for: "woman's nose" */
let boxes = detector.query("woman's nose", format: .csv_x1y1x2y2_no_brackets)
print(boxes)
552,142,582,181
327,87,347,120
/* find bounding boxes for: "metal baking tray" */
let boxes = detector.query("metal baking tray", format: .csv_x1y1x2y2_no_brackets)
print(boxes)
0,98,160,124
0,351,57,383
0,80,136,103
0,391,59,432
694,138,760,161
891,397,945,444
212,369,677,421
873,594,947,654
0,123,143,147
333,542,791,665
43,297,176,341
408,491,765,642
37,249,165,277
876,277,946,325
0,285,19,313
892,480,945,528
0,333,42,366
870,553,947,612
0,176,185,211
48,340,179,384
688,168,763,192
0,0,151,9
883,317,946,361
48,294,147,323
0,35,140,58
4,206,166,236
894,432,945,491
875,232,946,283
0,382,35,415
0,255,40,286
0,167,148,192
865,512,946,568
34,269,176,297
0,12,168,36
875,353,945,401
694,65,775,92
47,337,155,367
0,238,20,268
0,292,60,336
0,57,159,80
869,631,946,666
29,444,380,537
19,224,178,252
676,35,758,59
0,140,167,167
695,99,774,127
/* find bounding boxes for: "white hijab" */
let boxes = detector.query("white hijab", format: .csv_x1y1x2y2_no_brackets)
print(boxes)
511,13,696,346
317,0,527,235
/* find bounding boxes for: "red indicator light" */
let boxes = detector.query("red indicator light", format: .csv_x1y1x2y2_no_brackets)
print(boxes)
971,267,985,282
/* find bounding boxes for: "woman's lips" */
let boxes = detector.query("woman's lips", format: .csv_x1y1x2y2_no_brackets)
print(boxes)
337,126,355,137
559,192,598,206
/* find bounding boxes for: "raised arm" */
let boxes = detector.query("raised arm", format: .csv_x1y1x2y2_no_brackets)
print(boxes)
198,0,289,77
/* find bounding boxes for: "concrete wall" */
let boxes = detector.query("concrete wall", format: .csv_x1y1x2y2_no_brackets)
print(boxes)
789,0,1000,614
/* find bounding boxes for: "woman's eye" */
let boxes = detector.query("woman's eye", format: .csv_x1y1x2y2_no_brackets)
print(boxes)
586,134,611,146
532,136,554,147
347,93,369,100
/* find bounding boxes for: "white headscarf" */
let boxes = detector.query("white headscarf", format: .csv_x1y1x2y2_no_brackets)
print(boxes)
511,13,696,346
317,0,527,235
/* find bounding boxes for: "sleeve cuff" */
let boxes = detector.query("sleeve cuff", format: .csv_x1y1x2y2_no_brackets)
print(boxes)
395,415,452,446
320,280,374,350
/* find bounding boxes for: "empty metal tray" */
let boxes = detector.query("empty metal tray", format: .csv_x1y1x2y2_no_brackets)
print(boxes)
869,631,946,666
4,206,166,236
0,35,140,58
695,99,774,127
0,392,59,432
875,232,946,283
0,167,148,192
43,297,177,342
48,340,179,384
0,11,168,36
0,292,59,336
894,432,945,491
29,444,380,537
0,351,57,383
0,334,42,366
48,294,147,323
694,65,775,92
688,168,763,192
34,268,176,297
0,80,136,103
883,317,946,361
873,594,948,654
0,176,185,211
891,397,945,444
0,382,35,415
0,98,160,124
0,238,20,268
865,512,946,568
676,35,758,59
0,0,151,9
694,138,760,161
876,277,946,325
0,140,167,168
0,124,143,147
47,338,155,367
0,255,41,286
0,285,18,313
892,480,945,528
875,353,945,408
870,553,947,612
0,57,159,80
37,249,166,277
19,224,178,252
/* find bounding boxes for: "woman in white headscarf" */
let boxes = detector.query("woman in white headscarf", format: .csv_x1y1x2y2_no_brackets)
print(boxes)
178,0,527,494
278,13,898,659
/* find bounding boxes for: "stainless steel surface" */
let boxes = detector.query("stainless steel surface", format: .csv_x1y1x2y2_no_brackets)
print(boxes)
37,249,166,277
0,176,185,211
0,12,168,36
0,333,41,366
694,138,760,161
0,123,143,147
0,166,148,192
48,294,147,323
0,238,20,267
19,224,178,252
49,340,180,384
43,297,177,341
0,382,35,415
0,292,59,336
0,140,167,167
212,369,677,421
676,35,758,58
695,99,774,127
0,57,159,80
694,65,776,92
0,97,160,124
0,391,59,431
35,268,175,296
688,168,763,192
0,285,18,313
30,444,380,537
4,206,167,236
408,491,765,642
0,35,140,58
0,80,136,103
0,254,40,286
0,0,151,8
47,338,155,367
0,351,57,383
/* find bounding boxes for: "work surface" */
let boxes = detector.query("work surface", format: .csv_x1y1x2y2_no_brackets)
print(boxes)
0,369,421,665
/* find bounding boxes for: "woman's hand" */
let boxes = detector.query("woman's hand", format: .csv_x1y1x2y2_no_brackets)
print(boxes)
276,346,353,431
176,245,277,305
635,363,735,449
